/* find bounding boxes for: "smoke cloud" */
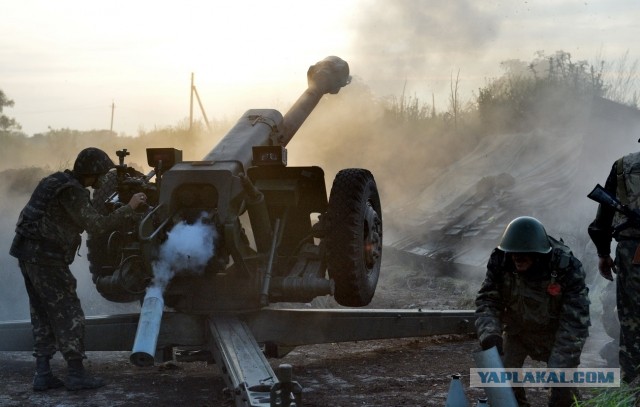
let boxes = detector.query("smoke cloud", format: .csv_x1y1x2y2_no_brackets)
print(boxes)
150,214,217,292
350,0,499,101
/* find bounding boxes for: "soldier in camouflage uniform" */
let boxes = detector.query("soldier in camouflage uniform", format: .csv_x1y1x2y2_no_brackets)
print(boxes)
589,150,640,383
9,147,147,391
475,216,590,407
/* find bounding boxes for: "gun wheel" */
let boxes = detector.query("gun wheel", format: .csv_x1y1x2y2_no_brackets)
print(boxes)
327,168,382,307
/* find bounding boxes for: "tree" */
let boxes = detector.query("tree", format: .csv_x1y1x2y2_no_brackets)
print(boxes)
476,50,610,133
0,89,22,132
449,68,461,131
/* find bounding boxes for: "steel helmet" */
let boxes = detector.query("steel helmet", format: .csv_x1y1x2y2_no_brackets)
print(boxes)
73,147,115,176
497,216,552,253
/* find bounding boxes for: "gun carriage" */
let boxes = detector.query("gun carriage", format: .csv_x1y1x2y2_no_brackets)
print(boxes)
0,57,476,407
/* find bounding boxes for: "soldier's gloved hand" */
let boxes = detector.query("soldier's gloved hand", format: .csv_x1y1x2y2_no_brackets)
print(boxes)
128,192,148,211
598,256,615,281
480,334,503,355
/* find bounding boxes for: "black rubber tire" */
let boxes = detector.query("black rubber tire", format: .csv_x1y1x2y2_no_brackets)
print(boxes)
326,169,383,307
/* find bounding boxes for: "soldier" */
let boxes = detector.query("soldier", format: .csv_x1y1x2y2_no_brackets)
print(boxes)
588,150,640,383
9,147,147,391
475,216,590,407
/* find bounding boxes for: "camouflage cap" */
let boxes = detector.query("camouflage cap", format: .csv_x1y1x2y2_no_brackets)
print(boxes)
73,147,115,176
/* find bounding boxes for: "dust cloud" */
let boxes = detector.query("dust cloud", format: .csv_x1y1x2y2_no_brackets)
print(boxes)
287,52,638,369
2,75,639,322
349,0,499,101
1,27,639,378
0,169,45,321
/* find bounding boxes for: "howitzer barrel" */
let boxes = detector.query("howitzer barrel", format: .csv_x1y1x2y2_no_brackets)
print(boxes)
202,108,282,173
280,56,351,146
202,56,350,172
130,286,164,367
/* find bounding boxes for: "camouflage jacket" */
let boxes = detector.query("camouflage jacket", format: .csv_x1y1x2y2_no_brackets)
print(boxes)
589,152,640,257
10,170,135,265
475,238,590,367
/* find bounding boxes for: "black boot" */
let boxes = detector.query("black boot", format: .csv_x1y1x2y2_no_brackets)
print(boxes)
33,355,64,391
65,359,105,391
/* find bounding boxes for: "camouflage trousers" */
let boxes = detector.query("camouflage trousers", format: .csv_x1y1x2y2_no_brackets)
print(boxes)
503,333,578,407
19,260,86,361
615,240,640,382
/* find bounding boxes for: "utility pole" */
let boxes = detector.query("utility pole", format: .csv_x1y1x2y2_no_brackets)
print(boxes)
189,73,212,132
189,73,194,130
110,101,115,132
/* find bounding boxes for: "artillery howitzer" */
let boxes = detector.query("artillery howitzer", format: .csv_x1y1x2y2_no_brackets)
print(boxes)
0,57,476,407
89,56,381,311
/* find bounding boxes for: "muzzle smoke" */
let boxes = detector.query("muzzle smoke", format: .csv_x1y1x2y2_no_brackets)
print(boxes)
151,214,217,292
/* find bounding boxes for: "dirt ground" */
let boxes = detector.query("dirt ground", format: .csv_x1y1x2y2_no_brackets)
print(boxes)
0,262,613,407
0,337,513,407
0,334,586,407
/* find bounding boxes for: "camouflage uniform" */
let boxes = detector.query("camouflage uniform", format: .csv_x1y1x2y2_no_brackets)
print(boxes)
588,151,640,382
10,169,135,361
475,237,590,407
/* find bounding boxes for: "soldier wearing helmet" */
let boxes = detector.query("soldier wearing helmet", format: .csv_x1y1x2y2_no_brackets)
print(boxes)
9,147,148,392
475,216,590,407
588,150,640,384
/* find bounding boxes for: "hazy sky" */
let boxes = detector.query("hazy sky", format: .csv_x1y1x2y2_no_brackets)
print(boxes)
2,0,639,136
